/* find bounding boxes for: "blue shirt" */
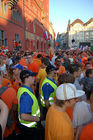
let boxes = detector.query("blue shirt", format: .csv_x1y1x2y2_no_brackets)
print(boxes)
20,85,33,114
42,77,57,100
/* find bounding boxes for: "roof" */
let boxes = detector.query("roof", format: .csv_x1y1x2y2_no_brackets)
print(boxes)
70,18,93,27
71,19,84,26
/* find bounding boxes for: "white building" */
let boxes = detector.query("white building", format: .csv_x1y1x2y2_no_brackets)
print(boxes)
67,18,93,48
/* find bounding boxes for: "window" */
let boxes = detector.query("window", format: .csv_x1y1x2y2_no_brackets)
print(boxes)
5,39,8,46
0,0,2,13
37,41,39,49
33,24,36,33
3,1,6,14
0,30,8,47
33,40,35,47
6,3,8,15
42,4,44,9
90,32,93,35
1,31,5,40
15,34,19,42
0,31,2,47
11,9,22,23
85,32,89,35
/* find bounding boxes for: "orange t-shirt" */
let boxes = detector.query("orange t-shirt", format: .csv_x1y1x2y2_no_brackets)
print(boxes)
33,58,42,70
45,104,74,140
80,122,93,140
2,78,13,88
66,107,73,121
19,57,27,67
27,62,39,73
0,87,18,138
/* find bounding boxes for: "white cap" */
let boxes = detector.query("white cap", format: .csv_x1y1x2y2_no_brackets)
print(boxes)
56,83,85,100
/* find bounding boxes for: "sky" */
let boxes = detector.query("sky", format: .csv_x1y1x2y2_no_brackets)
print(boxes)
49,0,93,35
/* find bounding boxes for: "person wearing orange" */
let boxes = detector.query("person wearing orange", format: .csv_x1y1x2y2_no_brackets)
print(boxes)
79,123,93,140
33,54,42,70
73,78,93,140
81,57,88,70
19,55,28,68
0,70,18,139
45,83,85,140
57,73,75,121
2,78,12,88
27,54,39,73
2,67,14,88
55,57,66,75
79,84,93,140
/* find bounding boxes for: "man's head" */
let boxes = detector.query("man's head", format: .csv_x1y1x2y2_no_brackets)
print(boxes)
86,69,93,78
41,57,49,68
25,50,30,56
69,63,82,78
27,55,33,64
20,70,37,85
37,54,42,59
11,64,23,76
83,78,93,100
55,83,85,108
85,62,92,70
55,57,61,67
58,73,75,86
46,64,58,78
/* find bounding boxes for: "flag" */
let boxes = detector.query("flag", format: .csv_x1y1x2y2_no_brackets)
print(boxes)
48,35,52,41
43,31,49,40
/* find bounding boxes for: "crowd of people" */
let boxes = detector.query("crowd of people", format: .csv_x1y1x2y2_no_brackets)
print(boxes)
0,46,93,140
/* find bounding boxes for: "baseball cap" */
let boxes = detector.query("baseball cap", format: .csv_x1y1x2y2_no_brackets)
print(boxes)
46,64,58,74
56,83,85,100
20,70,37,81
11,64,23,71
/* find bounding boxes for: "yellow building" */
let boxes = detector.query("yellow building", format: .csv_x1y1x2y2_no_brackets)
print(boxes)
67,18,93,48
49,22,55,40
49,22,55,47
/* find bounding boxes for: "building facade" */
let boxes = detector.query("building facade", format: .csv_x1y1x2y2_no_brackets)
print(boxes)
67,18,93,48
49,22,55,47
55,32,68,50
0,0,49,51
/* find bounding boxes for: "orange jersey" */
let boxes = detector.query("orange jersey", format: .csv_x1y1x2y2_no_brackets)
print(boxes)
80,122,93,140
19,57,27,67
33,58,42,70
2,78,13,88
27,62,39,73
45,104,74,140
66,107,73,121
0,87,18,137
